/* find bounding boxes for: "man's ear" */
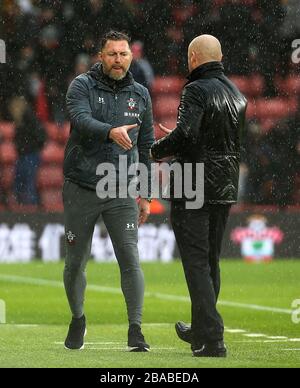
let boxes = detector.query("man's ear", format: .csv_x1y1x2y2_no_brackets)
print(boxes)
98,52,103,63
191,51,197,66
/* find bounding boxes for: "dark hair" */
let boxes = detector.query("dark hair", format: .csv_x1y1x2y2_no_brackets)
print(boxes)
100,31,131,51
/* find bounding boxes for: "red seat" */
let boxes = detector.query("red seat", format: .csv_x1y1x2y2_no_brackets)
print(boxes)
276,76,300,96
172,5,195,25
154,96,180,118
229,76,251,95
0,166,15,190
249,74,265,97
152,77,185,95
45,122,60,142
41,142,65,164
37,166,64,189
45,122,70,145
40,189,63,212
229,74,265,98
0,122,15,141
256,98,298,120
0,142,17,164
8,201,39,213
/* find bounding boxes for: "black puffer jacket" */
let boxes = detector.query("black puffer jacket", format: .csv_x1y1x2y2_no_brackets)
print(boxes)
151,62,247,204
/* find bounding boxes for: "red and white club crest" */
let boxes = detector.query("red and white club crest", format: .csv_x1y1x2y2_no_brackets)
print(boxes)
127,98,137,110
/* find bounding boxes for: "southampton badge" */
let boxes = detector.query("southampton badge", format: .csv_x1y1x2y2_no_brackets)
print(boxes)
66,231,76,245
127,98,137,110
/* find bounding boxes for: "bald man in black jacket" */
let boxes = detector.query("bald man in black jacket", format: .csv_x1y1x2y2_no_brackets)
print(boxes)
151,35,247,358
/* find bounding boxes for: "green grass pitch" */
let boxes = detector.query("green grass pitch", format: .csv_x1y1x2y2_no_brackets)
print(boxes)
0,260,299,368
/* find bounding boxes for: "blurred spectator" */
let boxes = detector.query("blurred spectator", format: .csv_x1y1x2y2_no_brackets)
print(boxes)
218,1,259,75
165,25,186,74
0,132,7,207
74,54,91,77
67,54,92,87
17,0,34,14
9,97,46,205
34,4,68,122
130,59,149,89
257,0,286,95
139,0,173,75
183,0,217,50
130,41,155,90
242,120,272,204
242,116,300,206
265,118,297,206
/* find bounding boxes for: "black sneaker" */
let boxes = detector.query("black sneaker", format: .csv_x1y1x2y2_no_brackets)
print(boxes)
193,341,227,358
175,322,201,351
175,321,192,344
127,324,150,352
64,315,86,350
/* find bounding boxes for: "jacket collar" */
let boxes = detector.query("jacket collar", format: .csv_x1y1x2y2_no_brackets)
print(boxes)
187,61,224,82
87,62,134,91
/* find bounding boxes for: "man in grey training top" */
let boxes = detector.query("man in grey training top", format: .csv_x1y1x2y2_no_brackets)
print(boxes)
63,31,154,351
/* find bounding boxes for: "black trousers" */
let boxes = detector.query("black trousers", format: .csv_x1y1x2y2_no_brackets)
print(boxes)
171,201,231,348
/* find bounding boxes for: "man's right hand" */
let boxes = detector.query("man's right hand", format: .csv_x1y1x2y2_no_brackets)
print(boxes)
159,123,173,134
109,124,138,150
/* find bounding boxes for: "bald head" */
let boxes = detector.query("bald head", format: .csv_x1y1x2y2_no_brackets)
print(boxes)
188,35,222,72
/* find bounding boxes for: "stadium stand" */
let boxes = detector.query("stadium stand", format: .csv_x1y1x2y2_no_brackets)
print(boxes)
0,0,299,211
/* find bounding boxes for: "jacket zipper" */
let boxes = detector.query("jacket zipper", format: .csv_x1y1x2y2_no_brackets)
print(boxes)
113,93,118,125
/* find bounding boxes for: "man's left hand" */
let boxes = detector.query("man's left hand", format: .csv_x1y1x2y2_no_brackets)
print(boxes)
138,199,151,226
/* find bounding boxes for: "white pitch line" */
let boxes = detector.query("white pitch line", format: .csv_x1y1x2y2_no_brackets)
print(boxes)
217,300,292,315
226,329,248,334
244,334,267,338
6,324,39,328
234,339,300,343
54,342,175,350
0,274,293,315
143,323,173,327
88,347,125,350
267,336,288,340
80,347,175,351
232,340,290,343
282,349,300,351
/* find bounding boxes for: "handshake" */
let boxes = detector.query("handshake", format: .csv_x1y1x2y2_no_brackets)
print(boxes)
109,123,173,151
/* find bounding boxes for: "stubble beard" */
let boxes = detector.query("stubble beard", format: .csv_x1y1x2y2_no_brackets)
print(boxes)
103,64,128,81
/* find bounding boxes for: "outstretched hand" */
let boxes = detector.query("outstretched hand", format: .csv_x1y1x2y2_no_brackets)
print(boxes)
109,124,138,150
